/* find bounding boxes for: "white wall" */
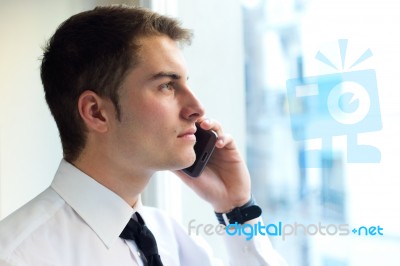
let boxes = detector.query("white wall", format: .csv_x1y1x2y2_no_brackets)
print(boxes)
0,0,142,218
177,0,246,261
0,0,100,218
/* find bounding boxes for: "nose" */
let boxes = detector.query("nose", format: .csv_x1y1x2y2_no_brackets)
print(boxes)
180,87,205,122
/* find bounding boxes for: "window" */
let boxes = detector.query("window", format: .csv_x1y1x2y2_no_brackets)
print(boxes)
243,0,400,265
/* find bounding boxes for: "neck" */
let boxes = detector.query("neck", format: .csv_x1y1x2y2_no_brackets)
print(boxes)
71,148,153,207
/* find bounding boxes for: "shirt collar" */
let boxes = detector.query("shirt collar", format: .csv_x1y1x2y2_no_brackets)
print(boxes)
51,159,140,249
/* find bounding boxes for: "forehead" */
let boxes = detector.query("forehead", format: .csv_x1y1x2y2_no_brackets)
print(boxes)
119,35,188,92
135,35,187,74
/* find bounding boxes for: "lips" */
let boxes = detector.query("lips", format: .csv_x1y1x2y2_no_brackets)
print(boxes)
177,127,197,138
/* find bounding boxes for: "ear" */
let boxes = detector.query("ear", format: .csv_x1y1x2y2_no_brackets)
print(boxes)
77,90,110,133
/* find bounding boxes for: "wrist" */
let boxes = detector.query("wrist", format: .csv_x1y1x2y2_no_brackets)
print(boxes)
213,198,250,214
214,195,262,225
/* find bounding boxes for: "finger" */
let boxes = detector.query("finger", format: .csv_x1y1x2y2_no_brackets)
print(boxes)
196,118,236,150
199,118,224,138
215,133,235,149
196,116,207,125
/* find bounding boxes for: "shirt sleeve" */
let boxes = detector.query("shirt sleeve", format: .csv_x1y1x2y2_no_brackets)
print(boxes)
221,217,288,266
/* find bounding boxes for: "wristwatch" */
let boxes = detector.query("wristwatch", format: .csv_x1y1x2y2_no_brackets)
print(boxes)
215,195,262,226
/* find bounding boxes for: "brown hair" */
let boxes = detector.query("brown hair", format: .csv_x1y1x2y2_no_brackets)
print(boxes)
41,5,192,162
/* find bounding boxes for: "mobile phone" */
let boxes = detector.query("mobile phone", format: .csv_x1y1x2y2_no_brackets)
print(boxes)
182,124,217,177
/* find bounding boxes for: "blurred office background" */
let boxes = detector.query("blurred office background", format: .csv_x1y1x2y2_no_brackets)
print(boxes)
1,0,399,265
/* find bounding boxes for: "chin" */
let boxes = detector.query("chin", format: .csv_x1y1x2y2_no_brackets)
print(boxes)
174,152,196,170
163,148,196,170
168,160,195,172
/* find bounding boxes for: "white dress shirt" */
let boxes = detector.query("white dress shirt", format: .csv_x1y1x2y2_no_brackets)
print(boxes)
0,160,286,266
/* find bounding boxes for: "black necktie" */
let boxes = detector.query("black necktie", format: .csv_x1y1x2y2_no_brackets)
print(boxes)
120,212,163,266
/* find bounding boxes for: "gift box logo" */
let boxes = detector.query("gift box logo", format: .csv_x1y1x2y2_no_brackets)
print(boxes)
286,39,382,168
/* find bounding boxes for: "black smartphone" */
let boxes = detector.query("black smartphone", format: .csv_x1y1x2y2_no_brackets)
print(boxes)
182,124,217,177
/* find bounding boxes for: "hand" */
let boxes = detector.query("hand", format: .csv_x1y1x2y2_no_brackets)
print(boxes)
174,118,251,213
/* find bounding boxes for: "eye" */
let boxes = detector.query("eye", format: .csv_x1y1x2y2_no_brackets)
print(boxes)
159,82,174,92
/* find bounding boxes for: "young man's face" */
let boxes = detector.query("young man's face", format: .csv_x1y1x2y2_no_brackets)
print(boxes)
107,35,204,174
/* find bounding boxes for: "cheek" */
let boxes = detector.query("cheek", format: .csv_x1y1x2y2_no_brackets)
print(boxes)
123,103,173,143
134,105,165,128
135,98,176,122
121,89,180,134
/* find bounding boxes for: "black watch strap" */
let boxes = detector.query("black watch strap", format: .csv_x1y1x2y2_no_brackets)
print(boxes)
215,196,262,225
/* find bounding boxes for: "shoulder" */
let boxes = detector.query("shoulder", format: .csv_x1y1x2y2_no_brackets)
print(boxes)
139,206,192,242
140,206,216,265
0,188,65,259
139,206,211,249
139,206,178,231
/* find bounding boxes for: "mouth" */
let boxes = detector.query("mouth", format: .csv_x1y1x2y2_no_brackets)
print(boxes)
177,127,197,140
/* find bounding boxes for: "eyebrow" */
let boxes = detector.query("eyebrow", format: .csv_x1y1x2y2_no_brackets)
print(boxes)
150,72,189,81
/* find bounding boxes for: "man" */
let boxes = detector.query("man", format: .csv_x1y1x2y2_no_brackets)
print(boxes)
0,6,286,266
